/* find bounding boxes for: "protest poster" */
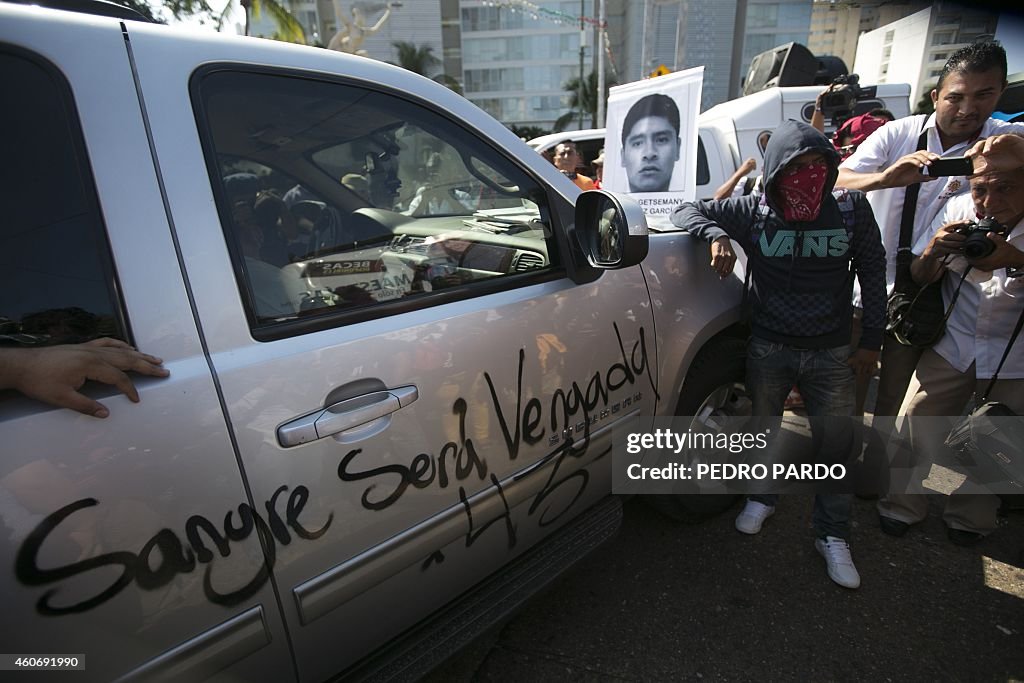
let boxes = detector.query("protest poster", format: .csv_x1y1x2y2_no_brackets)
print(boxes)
602,67,703,227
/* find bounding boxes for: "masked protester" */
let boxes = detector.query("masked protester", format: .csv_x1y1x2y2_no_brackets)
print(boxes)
671,120,887,589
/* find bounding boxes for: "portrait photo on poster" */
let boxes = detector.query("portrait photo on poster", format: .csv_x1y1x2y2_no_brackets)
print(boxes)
620,93,682,193
602,67,703,222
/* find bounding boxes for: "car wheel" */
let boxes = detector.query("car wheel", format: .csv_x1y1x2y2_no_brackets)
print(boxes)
644,336,748,522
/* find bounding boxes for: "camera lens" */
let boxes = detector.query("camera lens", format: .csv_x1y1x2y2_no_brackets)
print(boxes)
963,231,995,259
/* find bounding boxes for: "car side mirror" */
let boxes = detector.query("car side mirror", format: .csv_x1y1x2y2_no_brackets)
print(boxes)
573,190,649,269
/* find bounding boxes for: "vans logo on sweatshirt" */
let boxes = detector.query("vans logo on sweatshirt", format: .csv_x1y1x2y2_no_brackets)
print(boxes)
758,228,849,258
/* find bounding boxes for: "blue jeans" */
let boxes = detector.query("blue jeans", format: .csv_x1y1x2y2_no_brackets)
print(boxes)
746,337,855,540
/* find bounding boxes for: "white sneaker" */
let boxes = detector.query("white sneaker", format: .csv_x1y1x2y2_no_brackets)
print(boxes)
734,500,774,535
815,536,861,589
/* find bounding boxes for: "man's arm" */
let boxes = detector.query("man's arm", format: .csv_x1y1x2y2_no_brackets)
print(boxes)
713,158,756,201
848,195,886,343
836,150,941,192
845,195,888,375
0,338,169,418
672,196,759,278
810,85,831,134
910,221,970,285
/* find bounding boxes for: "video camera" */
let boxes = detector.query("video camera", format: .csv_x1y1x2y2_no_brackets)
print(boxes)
819,74,878,126
955,216,1006,260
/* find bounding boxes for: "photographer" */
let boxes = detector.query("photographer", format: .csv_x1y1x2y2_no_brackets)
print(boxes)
878,165,1024,545
836,43,1024,423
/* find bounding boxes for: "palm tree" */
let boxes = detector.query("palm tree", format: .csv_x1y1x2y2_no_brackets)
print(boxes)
555,70,617,132
393,41,440,75
392,41,464,95
164,0,305,43
913,83,936,116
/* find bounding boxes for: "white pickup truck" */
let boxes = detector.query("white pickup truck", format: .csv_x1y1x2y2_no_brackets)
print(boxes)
0,1,752,681
529,83,912,203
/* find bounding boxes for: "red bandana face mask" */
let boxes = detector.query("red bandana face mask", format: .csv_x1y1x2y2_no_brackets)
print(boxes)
777,161,829,222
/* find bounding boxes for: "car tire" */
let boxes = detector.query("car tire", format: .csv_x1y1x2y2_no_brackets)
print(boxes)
644,335,748,522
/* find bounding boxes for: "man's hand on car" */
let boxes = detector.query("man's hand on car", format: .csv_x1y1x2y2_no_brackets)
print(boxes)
2,338,169,418
710,236,737,278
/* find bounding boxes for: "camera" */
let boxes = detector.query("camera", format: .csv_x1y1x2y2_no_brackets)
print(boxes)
956,216,1005,260
819,74,877,125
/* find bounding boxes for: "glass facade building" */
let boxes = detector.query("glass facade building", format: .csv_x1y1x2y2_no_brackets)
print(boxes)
460,1,594,128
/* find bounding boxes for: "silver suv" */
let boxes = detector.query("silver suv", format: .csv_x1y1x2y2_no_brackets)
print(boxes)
0,2,747,680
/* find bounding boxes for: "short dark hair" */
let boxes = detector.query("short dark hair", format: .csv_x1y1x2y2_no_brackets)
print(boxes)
621,94,681,146
868,108,895,121
936,42,1007,91
555,140,579,154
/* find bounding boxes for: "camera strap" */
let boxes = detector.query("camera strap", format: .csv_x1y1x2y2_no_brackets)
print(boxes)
894,121,930,288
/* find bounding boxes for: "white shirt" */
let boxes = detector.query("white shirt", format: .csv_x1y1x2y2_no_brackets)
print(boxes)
841,114,1024,304
913,193,1024,379
729,174,763,199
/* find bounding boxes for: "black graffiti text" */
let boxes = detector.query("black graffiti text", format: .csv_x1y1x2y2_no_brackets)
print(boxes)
338,397,487,511
16,485,331,616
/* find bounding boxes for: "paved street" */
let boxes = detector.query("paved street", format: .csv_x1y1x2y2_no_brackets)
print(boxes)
426,418,1024,682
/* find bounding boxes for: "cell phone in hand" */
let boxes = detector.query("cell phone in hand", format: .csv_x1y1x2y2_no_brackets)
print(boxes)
922,156,974,177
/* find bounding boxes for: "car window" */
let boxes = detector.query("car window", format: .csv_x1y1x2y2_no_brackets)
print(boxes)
0,49,127,347
696,136,710,186
195,70,555,330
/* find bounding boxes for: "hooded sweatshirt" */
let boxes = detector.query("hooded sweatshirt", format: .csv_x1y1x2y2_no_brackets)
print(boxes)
671,120,886,350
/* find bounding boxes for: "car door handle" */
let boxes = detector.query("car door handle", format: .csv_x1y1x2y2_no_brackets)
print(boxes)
277,386,418,448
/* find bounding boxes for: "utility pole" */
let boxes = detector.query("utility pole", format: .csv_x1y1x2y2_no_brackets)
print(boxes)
674,0,685,71
578,0,585,130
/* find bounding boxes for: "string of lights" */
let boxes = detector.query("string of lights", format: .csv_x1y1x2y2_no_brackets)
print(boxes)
480,0,606,28
602,25,618,79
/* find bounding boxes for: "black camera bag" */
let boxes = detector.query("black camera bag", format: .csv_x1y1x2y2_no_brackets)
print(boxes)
885,277,948,347
944,305,1024,490
945,401,1024,488
884,123,962,348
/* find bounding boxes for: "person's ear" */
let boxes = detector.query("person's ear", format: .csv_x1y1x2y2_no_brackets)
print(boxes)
674,137,681,160
930,87,938,106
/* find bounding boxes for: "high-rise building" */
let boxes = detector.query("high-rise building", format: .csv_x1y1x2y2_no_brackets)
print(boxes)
612,0,740,112
853,3,1000,108
251,1,823,128
808,0,930,70
683,0,742,110
458,0,592,129
614,0,813,111
734,0,813,97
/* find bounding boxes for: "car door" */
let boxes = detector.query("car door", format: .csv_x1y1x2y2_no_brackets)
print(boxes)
126,27,657,681
0,11,294,682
